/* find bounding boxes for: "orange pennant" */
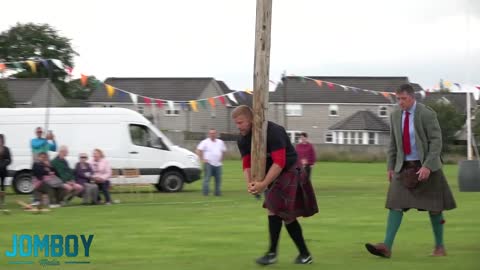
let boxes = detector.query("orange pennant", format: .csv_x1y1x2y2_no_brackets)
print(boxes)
0,63,5,72
314,80,323,87
381,92,390,99
81,74,88,86
208,97,216,108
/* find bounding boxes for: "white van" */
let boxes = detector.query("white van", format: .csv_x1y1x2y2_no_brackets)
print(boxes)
0,108,201,194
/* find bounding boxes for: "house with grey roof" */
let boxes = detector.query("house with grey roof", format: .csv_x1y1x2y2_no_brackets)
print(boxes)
268,76,424,145
3,78,66,107
87,77,251,133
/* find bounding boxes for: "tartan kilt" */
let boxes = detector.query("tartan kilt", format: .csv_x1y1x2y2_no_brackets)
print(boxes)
263,164,319,220
386,168,457,212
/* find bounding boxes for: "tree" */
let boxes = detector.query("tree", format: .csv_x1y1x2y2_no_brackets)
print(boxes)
0,23,78,97
426,101,465,152
0,80,14,107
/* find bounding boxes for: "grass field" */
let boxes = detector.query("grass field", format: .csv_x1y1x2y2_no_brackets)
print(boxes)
0,161,479,270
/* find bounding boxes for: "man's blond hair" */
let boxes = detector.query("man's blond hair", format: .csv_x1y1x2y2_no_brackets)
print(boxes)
231,105,253,120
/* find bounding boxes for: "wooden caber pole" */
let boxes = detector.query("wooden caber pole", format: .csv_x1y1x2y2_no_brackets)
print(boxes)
251,0,272,182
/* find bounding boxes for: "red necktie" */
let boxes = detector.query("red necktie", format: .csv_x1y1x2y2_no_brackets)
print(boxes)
403,111,411,155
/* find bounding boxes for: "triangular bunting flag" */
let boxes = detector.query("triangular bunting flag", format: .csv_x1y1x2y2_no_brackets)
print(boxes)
198,99,207,109
245,89,253,95
237,91,246,101
41,59,49,70
65,66,73,75
314,80,323,88
189,100,198,112
81,74,88,86
129,93,138,105
341,85,348,91
26,60,37,73
0,63,5,72
444,80,452,88
326,82,335,90
155,99,164,108
180,102,188,111
218,96,226,106
208,97,216,108
381,92,390,99
13,62,23,69
118,90,128,100
143,97,152,106
419,91,426,99
105,84,115,98
93,79,102,91
167,101,174,111
476,86,480,91
227,93,238,104
51,59,64,69
454,83,461,89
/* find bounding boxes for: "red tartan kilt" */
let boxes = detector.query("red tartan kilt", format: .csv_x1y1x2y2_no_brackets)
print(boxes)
263,164,319,220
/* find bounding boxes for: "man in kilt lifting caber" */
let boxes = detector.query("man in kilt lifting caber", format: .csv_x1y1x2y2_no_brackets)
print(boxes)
365,84,456,258
232,105,318,265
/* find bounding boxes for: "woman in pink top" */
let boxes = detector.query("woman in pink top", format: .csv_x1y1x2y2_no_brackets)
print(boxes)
90,149,112,204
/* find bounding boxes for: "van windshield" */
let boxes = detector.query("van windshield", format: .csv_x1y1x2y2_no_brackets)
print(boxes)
129,124,169,150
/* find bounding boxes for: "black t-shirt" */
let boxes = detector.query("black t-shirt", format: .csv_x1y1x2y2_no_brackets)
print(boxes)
237,121,297,172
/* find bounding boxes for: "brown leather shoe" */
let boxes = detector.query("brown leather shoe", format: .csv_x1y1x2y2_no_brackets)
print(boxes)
365,243,391,258
431,246,446,257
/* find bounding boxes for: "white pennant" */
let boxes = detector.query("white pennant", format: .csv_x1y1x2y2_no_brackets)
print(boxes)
419,91,426,99
168,101,175,111
51,59,64,69
227,93,238,104
129,93,138,105
341,85,348,91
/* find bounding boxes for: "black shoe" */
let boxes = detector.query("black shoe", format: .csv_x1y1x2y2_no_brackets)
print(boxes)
255,252,277,265
294,254,313,264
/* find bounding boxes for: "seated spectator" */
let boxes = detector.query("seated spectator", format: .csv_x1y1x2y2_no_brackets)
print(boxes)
51,146,84,204
32,152,62,208
90,149,112,205
74,153,99,205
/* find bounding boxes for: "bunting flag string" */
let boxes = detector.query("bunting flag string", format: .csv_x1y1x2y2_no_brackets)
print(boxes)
3,58,477,111
0,58,254,112
269,74,476,102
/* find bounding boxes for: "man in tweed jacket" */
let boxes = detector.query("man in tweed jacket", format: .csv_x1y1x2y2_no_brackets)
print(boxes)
365,84,456,258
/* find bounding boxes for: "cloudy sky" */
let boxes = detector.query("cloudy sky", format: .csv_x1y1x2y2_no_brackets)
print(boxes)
1,0,479,91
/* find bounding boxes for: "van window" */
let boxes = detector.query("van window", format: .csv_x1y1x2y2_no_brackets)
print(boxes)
129,124,168,150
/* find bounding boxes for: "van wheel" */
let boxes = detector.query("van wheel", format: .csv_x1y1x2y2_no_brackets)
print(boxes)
158,171,184,192
13,172,34,194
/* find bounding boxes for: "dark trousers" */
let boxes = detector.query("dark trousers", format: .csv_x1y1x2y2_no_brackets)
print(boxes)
97,181,111,203
0,176,5,191
304,165,312,182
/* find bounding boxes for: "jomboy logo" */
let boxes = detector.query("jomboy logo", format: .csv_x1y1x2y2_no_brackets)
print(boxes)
5,234,94,265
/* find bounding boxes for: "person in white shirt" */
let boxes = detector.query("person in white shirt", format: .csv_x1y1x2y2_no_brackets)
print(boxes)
196,129,227,196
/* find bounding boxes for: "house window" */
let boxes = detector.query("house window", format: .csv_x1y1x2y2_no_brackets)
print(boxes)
354,132,361,144
325,131,334,143
378,106,388,117
368,132,376,145
287,130,303,144
137,106,144,115
286,104,303,116
329,105,339,116
343,132,349,144
337,132,343,144
165,109,180,116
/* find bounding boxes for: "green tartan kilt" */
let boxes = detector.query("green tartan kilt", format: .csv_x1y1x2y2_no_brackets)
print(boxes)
386,168,457,212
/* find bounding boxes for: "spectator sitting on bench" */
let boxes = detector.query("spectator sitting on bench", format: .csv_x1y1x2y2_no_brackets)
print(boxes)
51,146,84,204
